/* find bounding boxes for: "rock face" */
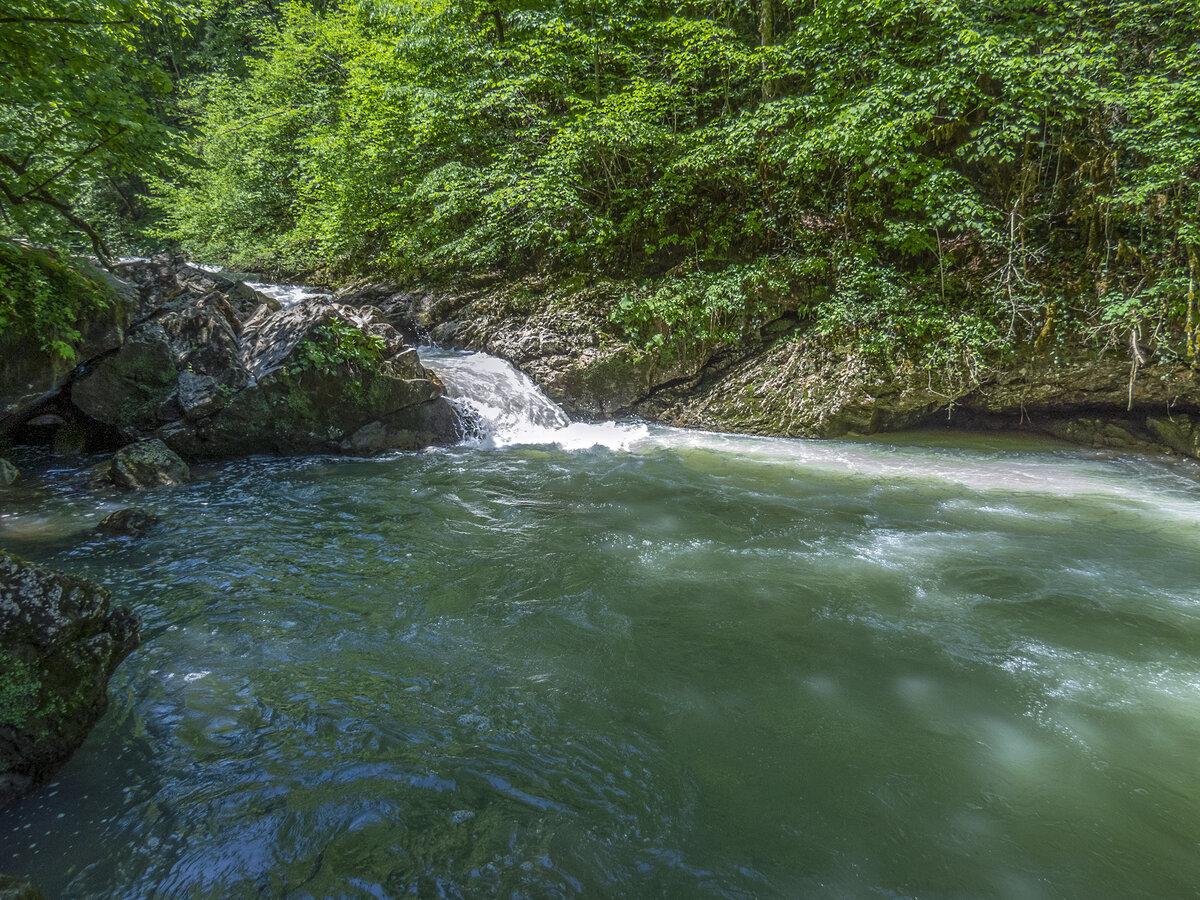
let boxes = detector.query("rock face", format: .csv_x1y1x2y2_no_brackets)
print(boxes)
336,279,709,420
92,440,191,491
0,551,139,809
1148,414,1200,458
6,256,464,460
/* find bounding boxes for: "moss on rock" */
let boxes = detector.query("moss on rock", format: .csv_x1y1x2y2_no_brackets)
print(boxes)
0,242,134,430
0,550,139,808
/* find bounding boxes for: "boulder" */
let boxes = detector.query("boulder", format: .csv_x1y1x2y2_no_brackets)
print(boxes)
92,439,191,491
71,292,248,440
0,459,18,486
164,300,461,458
97,508,161,537
175,263,238,295
71,330,178,435
0,550,139,809
1147,414,1200,458
0,246,137,433
111,256,183,318
227,281,283,321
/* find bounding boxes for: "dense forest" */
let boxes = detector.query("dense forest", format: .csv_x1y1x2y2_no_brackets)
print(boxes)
2,0,1199,376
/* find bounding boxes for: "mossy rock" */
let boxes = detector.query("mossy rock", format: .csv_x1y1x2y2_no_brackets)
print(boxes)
0,242,135,430
0,550,139,808
71,333,178,433
92,439,191,491
1147,414,1200,460
0,875,45,900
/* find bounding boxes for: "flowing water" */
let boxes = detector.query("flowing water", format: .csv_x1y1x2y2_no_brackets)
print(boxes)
2,349,1200,899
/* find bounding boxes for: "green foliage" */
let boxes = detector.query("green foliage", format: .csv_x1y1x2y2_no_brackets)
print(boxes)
0,0,195,257
154,0,1200,368
610,256,805,356
816,252,1001,379
288,319,388,377
0,240,115,360
0,651,42,731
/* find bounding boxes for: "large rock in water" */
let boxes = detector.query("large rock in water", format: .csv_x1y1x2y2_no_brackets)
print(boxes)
71,290,248,437
0,551,139,809
67,263,463,458
160,299,463,458
91,439,191,491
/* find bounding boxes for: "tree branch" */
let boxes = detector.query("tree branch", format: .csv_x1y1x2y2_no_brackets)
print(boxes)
0,176,112,263
0,17,135,26
17,127,128,200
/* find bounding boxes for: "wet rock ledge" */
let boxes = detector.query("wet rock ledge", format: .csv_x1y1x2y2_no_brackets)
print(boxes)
0,551,139,809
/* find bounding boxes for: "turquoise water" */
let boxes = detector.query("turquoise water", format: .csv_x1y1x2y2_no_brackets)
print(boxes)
2,424,1200,898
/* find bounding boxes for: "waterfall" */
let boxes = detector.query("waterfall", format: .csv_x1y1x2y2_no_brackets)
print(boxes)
419,348,648,451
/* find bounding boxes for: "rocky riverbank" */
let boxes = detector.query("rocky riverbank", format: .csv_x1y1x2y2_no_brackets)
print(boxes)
0,251,471,821
4,248,1196,464
333,276,1200,462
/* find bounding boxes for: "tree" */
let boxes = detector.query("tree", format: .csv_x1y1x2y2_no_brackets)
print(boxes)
0,0,189,260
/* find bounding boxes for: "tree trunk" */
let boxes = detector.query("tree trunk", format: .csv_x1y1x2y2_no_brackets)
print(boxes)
759,0,775,100
491,3,504,46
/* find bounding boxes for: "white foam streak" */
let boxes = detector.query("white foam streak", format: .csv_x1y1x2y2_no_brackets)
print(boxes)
424,347,1200,520
244,281,329,308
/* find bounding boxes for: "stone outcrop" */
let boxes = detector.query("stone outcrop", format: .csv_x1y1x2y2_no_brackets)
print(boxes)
5,256,464,460
0,551,139,809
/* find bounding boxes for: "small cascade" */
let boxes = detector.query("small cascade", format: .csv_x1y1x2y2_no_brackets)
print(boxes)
244,280,330,308
419,348,648,450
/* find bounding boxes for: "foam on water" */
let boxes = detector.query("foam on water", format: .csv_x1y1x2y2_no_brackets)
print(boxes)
243,280,329,308
422,346,1200,523
420,348,648,451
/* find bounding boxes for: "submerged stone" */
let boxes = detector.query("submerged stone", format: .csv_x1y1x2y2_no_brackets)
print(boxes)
0,458,18,486
97,508,161,537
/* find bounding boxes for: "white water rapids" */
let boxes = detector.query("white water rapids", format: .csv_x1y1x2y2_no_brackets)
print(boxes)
418,347,649,451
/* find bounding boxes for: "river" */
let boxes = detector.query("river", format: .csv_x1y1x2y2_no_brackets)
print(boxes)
2,347,1199,898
